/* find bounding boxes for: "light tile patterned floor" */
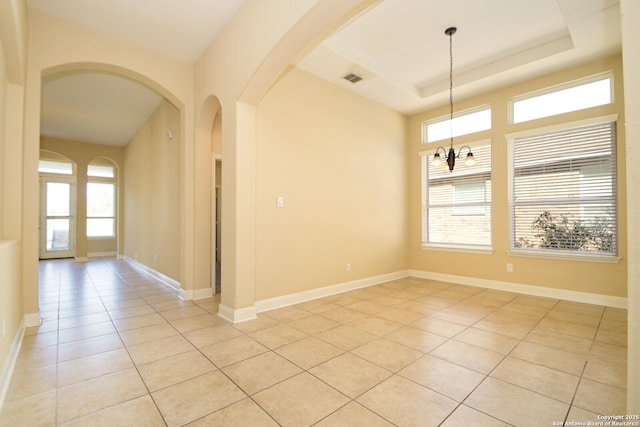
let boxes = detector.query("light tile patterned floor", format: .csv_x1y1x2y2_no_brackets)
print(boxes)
0,258,628,426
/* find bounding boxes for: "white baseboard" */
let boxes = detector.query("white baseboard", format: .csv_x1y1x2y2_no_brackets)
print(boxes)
74,257,88,263
183,288,214,301
23,312,42,328
218,304,257,324
255,270,410,314
410,270,628,309
0,319,26,413
122,256,182,295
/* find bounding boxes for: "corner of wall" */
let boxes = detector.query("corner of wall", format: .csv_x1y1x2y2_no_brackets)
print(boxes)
217,304,257,324
0,317,25,413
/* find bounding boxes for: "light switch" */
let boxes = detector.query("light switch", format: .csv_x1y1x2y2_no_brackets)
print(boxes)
276,196,284,208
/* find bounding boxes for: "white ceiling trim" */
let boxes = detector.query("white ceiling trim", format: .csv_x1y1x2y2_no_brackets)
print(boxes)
419,32,575,99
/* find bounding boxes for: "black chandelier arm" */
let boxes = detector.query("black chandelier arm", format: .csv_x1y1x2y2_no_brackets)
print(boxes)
434,146,448,158
456,145,473,158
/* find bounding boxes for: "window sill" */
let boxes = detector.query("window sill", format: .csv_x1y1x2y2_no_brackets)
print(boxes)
421,244,494,255
509,249,621,263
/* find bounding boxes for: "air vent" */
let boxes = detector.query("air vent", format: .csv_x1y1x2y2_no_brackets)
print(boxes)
343,73,363,84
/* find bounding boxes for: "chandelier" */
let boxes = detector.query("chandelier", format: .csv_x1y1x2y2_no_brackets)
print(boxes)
432,27,475,172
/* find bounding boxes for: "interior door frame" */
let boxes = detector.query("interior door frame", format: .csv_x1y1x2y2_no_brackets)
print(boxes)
211,154,222,293
39,175,77,259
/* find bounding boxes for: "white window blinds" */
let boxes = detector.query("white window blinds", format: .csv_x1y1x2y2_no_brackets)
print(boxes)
510,120,617,255
422,143,492,248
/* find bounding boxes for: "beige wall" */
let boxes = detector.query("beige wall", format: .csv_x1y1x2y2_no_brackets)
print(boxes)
194,0,378,315
255,67,408,300
212,112,222,156
0,0,27,403
0,38,22,405
124,100,181,281
40,137,124,258
620,0,640,413
0,241,21,383
409,55,627,298
0,41,6,218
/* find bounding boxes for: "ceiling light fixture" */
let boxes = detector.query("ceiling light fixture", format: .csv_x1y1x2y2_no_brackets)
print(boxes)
432,27,475,172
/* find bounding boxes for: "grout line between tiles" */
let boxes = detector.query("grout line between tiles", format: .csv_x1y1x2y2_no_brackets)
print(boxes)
14,258,628,426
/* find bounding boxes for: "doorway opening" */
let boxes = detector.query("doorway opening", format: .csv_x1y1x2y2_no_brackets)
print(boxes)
214,159,222,294
38,153,76,259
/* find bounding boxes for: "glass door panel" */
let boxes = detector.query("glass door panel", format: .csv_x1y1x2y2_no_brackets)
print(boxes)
40,179,75,259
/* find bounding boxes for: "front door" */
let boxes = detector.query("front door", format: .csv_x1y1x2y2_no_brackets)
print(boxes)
40,177,76,259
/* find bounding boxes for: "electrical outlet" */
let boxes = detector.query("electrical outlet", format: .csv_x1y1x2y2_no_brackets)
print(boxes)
346,263,351,272
506,263,514,272
2,319,6,338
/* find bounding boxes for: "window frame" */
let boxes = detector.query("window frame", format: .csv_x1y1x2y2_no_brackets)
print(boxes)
507,115,619,261
510,73,614,124
38,159,74,175
423,105,492,143
420,139,493,252
86,165,117,240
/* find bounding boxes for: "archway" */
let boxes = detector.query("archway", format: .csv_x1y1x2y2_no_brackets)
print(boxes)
39,64,184,285
193,95,222,299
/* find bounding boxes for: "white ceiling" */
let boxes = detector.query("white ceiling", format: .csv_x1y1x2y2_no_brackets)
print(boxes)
297,0,621,114
30,0,621,146
27,0,247,63
41,73,164,146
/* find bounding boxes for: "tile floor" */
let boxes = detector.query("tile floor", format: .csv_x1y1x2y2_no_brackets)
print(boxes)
0,258,629,426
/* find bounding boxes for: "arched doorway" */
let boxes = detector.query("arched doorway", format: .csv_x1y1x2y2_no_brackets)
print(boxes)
195,95,222,297
39,67,183,284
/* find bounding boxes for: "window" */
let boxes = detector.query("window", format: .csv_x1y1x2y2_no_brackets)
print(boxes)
421,142,492,249
509,118,617,256
87,182,115,237
512,75,612,124
88,164,115,178
38,159,73,175
453,180,488,216
87,159,117,238
425,107,491,143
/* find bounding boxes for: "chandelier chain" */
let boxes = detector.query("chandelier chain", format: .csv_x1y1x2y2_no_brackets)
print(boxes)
449,28,454,149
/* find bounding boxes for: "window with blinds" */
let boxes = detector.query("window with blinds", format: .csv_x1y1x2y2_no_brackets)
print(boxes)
510,119,617,256
87,159,117,238
422,142,492,248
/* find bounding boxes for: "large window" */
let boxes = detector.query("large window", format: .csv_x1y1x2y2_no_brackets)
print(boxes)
421,142,492,249
87,162,116,238
511,75,612,124
509,118,617,256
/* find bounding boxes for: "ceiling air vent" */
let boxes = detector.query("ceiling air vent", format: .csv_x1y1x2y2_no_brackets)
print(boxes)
343,73,363,84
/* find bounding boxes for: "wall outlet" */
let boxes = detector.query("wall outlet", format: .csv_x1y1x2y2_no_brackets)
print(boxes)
346,263,351,272
276,196,284,208
153,254,158,264
2,319,6,338
506,263,514,272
